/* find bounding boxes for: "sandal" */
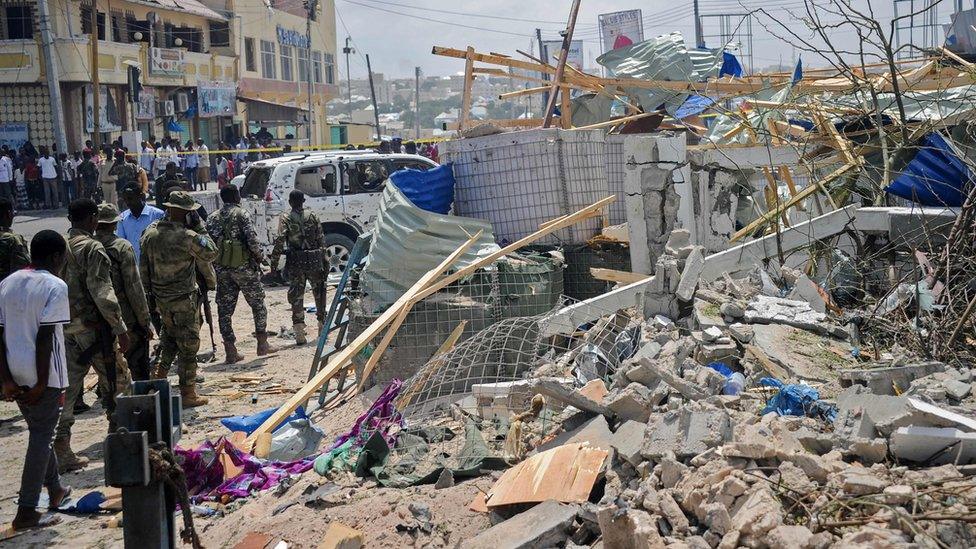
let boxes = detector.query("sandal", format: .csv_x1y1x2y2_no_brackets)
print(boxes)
48,486,72,511
11,512,62,531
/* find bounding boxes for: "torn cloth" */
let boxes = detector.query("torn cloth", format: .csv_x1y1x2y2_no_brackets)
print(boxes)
314,380,405,475
177,439,316,502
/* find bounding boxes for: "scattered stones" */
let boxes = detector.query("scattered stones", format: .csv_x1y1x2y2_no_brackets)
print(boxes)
606,383,655,423
460,500,578,549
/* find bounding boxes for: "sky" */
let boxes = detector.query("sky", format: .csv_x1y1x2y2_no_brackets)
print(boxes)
329,0,961,80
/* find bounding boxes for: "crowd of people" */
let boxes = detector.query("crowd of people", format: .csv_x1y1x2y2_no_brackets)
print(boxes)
0,176,331,530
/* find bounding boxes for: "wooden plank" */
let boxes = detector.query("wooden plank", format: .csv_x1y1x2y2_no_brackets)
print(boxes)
570,112,656,131
560,85,572,129
731,162,858,242
245,231,481,448
459,46,475,133
446,118,547,130
542,0,582,128
590,267,650,285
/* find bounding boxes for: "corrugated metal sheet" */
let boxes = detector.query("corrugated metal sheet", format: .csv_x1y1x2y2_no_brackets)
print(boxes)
596,32,723,115
131,0,227,21
361,184,500,309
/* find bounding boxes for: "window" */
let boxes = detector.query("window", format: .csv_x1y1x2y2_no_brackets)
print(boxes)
110,10,127,42
324,53,335,84
392,159,433,172
127,16,149,43
296,165,338,197
80,5,106,40
280,44,293,81
244,38,256,72
260,39,276,79
170,25,202,52
240,167,272,199
2,5,33,40
297,47,309,83
344,160,389,194
209,21,230,47
312,51,322,84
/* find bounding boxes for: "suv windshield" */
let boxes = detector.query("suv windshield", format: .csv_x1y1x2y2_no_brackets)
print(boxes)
240,167,272,198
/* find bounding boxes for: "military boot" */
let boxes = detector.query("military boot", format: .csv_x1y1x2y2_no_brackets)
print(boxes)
294,323,307,345
54,436,89,473
223,341,244,364
180,385,209,408
256,332,271,356
150,363,168,380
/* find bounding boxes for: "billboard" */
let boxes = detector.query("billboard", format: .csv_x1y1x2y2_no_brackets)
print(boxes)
0,123,28,150
136,89,156,120
598,10,644,52
85,85,123,133
197,81,237,118
542,40,584,71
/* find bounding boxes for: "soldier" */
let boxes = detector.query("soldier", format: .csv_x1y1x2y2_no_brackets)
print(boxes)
154,162,183,209
0,197,30,281
206,184,270,363
140,191,217,407
95,203,153,381
269,190,327,345
56,199,131,472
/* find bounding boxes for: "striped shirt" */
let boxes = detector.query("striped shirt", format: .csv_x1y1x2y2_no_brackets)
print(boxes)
0,269,69,388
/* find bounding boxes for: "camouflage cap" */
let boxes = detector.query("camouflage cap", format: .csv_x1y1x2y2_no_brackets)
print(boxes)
97,202,121,224
163,190,201,211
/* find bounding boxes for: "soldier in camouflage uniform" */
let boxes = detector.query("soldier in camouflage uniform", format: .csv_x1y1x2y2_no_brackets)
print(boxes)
56,199,131,473
95,203,153,381
140,191,217,407
270,190,326,345
206,184,270,363
0,197,29,280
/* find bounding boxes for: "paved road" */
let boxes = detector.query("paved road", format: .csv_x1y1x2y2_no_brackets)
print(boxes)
13,209,69,242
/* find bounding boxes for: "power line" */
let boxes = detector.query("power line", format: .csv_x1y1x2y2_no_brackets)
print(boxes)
337,0,535,38
342,0,596,28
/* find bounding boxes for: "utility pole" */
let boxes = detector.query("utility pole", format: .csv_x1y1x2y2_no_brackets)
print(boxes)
90,0,101,150
414,66,421,140
536,28,549,112
37,0,68,155
342,37,353,119
542,0,581,128
365,54,381,141
304,0,318,146
694,0,704,48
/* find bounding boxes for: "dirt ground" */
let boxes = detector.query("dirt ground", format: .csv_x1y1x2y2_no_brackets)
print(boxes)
0,282,491,548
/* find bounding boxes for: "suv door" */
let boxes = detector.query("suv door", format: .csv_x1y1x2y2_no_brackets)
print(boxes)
294,162,343,223
340,158,392,230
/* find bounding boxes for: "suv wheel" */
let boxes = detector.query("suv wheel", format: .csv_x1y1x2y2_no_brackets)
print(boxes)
323,233,355,275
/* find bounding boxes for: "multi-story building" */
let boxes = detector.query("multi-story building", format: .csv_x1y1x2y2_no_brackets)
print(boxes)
0,0,338,152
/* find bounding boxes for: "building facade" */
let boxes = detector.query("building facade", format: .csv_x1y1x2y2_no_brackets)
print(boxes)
0,0,338,152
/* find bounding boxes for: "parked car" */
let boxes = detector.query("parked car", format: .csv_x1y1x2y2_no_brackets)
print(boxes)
237,151,438,274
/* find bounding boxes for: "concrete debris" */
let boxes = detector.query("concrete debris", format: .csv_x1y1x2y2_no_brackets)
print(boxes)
744,295,846,338
317,522,364,549
460,500,578,549
642,405,733,459
605,383,655,423
890,426,976,465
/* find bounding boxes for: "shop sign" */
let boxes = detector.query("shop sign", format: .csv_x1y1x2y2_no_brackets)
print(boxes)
276,25,309,49
150,47,184,76
198,81,237,118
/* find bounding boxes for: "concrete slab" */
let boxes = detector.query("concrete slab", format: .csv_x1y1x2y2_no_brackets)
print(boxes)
460,500,578,549
610,420,646,466
890,426,976,465
675,246,705,302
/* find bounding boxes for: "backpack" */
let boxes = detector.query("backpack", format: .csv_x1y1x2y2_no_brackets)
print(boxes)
216,212,247,269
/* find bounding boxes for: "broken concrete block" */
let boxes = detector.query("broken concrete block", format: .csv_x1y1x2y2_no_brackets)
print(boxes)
529,378,611,418
944,378,973,401
642,406,733,459
461,500,578,549
657,491,690,534
787,274,827,314
702,502,732,536
658,457,689,489
890,426,976,465
606,383,654,423
634,358,708,400
609,420,645,466
665,229,691,256
695,342,739,368
720,302,745,320
434,468,455,490
318,522,364,549
777,462,816,493
702,326,723,343
675,246,705,302
883,484,913,505
847,438,888,465
540,415,613,453
785,452,845,483
766,524,814,549
726,416,804,460
841,469,887,495
632,341,662,362
838,361,945,396
729,487,783,536
727,322,752,343
578,379,609,404
694,299,726,330
597,506,663,549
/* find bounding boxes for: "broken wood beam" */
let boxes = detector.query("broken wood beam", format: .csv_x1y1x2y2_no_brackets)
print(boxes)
590,268,650,285
542,0,582,128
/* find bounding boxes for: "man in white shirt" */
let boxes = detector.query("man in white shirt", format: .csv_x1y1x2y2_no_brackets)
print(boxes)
196,138,210,190
139,141,154,174
37,146,59,209
0,230,72,530
0,150,13,202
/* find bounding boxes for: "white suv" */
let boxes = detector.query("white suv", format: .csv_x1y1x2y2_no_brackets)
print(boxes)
236,151,438,274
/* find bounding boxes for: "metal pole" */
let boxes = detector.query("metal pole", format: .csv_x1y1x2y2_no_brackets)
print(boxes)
414,66,421,140
91,0,101,150
694,0,704,48
343,37,353,119
365,54,381,141
536,28,549,111
37,0,68,155
305,0,317,146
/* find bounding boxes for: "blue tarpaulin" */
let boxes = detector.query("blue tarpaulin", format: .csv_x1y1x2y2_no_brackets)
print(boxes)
389,162,456,214
675,95,717,119
221,406,308,435
166,120,186,133
886,133,971,207
792,56,803,84
759,378,837,422
720,51,744,78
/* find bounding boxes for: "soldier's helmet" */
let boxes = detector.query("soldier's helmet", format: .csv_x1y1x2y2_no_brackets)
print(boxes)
163,191,201,211
96,203,121,224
